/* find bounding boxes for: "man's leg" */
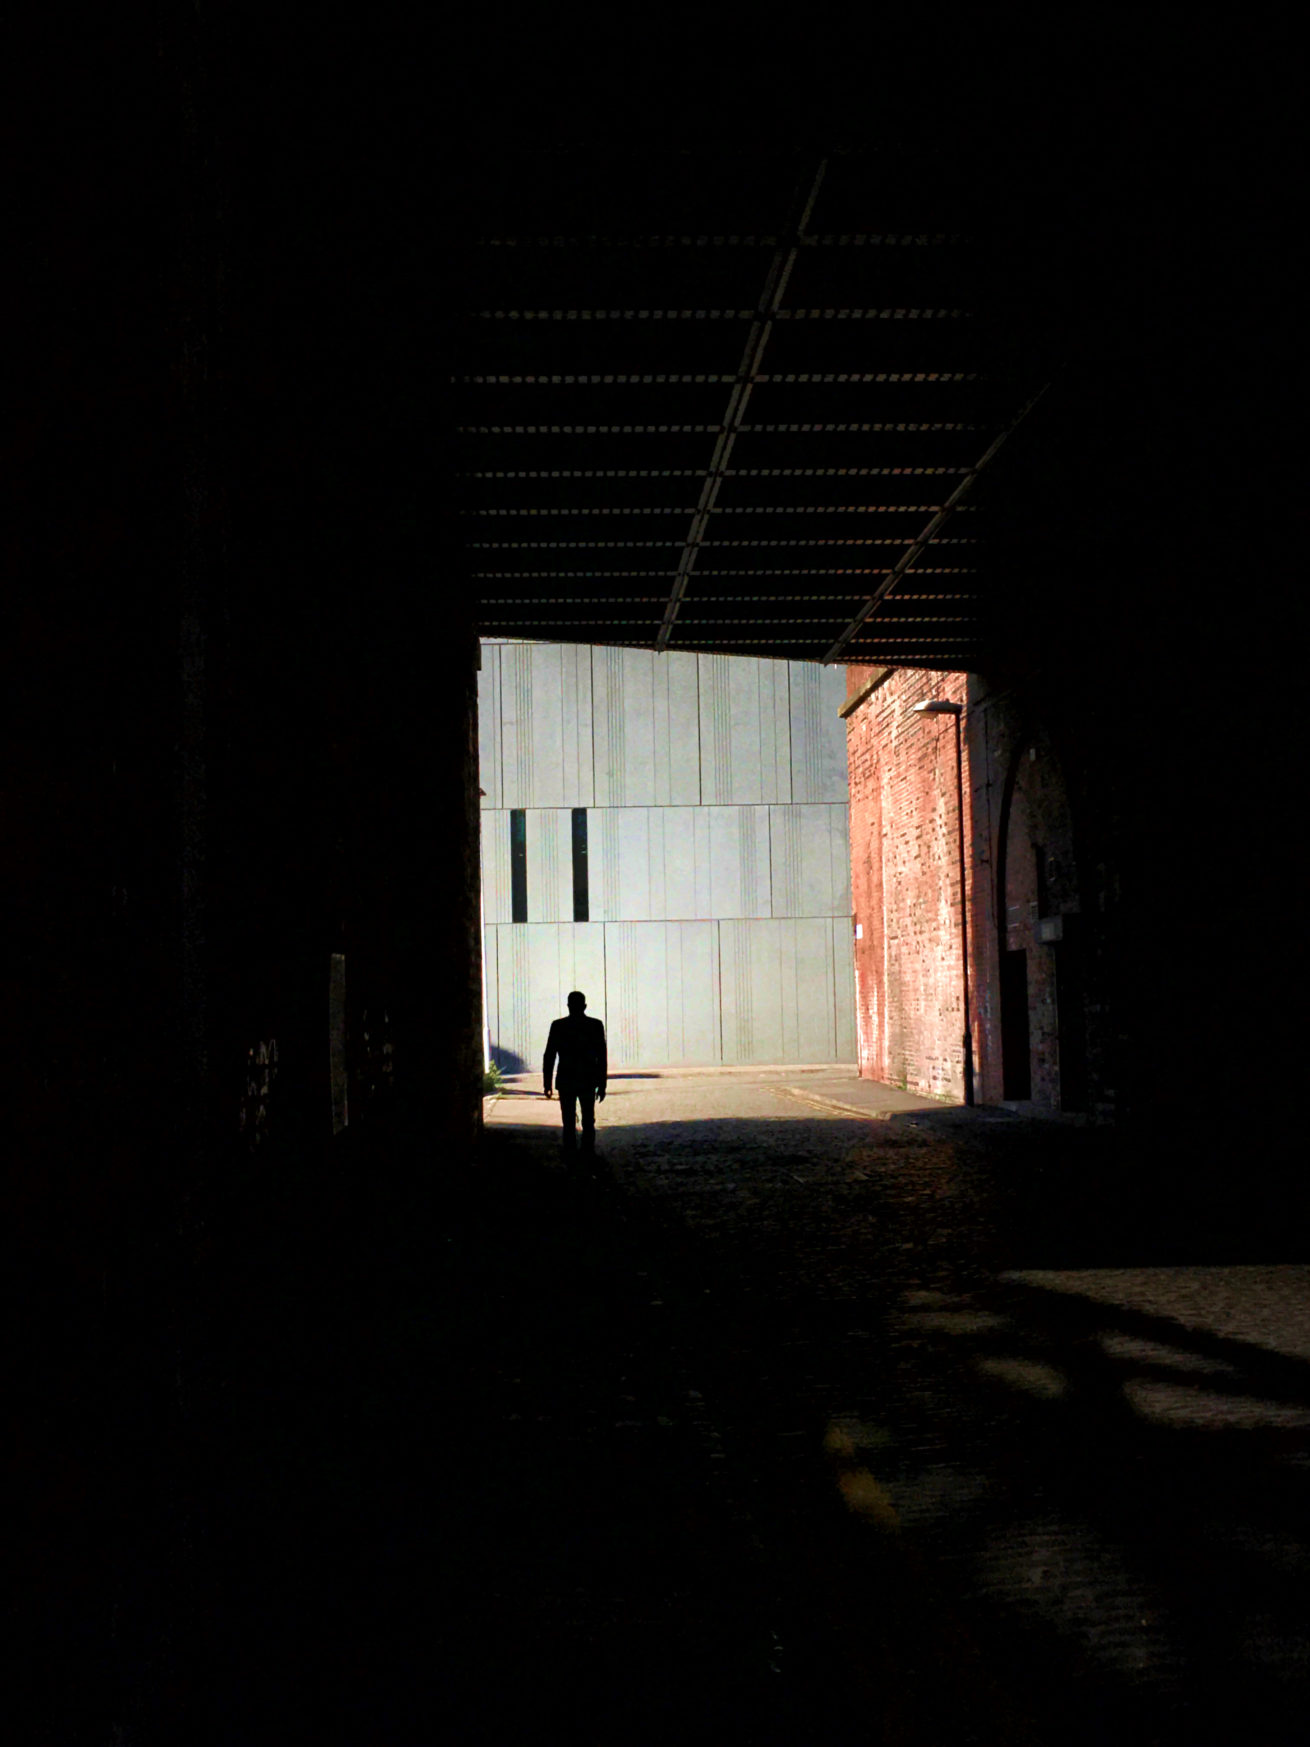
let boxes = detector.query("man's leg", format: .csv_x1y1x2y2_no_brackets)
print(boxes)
559,1087,578,1150
578,1088,596,1154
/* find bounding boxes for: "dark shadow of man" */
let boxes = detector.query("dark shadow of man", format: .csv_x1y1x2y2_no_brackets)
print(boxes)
542,991,607,1158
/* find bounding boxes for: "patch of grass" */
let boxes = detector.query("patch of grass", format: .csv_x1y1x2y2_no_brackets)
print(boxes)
483,1063,506,1095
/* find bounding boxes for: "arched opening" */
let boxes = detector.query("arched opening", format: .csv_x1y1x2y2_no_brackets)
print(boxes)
995,722,1087,1112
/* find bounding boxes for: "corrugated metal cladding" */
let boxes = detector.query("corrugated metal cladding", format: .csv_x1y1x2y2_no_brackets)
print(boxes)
481,641,856,1069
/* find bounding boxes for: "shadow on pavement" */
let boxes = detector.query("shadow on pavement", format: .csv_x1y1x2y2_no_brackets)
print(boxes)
37,1104,1309,1744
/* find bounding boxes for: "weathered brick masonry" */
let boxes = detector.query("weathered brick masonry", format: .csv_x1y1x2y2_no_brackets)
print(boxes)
845,665,973,1100
845,663,1118,1118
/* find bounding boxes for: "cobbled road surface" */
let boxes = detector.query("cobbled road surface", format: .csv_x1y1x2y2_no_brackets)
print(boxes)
471,1068,1310,1747
113,1069,1310,1747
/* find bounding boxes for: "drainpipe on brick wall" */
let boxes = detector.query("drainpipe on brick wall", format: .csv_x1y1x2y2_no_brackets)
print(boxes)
912,699,974,1106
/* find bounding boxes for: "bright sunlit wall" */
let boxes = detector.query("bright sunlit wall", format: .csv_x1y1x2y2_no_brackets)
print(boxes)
479,641,856,1070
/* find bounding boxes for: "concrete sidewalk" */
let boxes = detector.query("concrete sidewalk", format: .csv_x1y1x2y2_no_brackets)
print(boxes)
489,1061,947,1127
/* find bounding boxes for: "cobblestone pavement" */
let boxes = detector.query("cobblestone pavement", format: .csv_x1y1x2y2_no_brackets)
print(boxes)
482,1068,1310,1746
80,1072,1307,1744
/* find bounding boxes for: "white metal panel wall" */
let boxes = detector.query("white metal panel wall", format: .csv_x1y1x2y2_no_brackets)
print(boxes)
499,642,534,809
832,915,858,1061
793,916,838,1062
486,919,727,1068
559,643,594,807
525,644,565,808
593,647,654,807
481,811,511,924
789,661,849,801
661,653,702,805
480,642,856,1068
665,922,720,1062
492,924,530,1069
486,915,847,1068
698,653,795,805
488,802,848,928
647,809,668,919
661,809,695,919
483,924,501,1058
591,807,621,921
721,918,842,1065
761,658,793,802
526,809,573,922
768,802,851,918
707,806,771,918
833,801,853,916
478,643,503,811
615,809,653,919
559,922,606,1018
721,921,782,1063
487,921,607,1070
485,641,594,810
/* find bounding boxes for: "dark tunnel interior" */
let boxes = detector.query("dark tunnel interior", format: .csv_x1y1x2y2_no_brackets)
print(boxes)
5,17,1304,1744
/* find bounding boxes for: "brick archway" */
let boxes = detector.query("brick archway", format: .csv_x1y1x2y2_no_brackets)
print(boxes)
995,722,1086,1111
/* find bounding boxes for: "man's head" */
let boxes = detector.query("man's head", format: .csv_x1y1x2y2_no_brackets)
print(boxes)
566,990,586,1015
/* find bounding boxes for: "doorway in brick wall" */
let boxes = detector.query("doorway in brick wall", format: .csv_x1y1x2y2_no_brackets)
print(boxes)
998,725,1086,1113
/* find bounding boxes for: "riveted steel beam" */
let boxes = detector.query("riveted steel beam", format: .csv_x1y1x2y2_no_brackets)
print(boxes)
821,385,1049,665
655,160,829,651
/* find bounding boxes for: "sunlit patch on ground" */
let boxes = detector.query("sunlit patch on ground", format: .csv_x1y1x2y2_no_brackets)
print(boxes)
1098,1333,1236,1374
896,1309,1012,1335
1001,1267,1310,1363
974,1355,1069,1399
1123,1379,1310,1430
475,1071,1310,1741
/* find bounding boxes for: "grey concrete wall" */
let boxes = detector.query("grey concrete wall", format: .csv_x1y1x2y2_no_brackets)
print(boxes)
479,643,855,1069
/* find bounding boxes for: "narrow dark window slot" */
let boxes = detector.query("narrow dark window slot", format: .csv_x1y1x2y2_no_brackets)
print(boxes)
510,810,528,923
571,807,589,922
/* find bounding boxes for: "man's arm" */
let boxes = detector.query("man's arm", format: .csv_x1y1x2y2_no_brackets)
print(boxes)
543,1022,558,1097
595,1020,607,1100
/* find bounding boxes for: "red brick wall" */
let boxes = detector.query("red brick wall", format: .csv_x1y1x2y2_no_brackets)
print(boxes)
846,662,1117,1118
846,665,976,1099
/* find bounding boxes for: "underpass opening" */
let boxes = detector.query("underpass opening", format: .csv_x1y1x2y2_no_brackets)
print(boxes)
478,639,858,1074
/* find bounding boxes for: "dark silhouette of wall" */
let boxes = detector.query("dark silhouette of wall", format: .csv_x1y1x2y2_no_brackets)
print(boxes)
7,17,483,1734
5,21,1301,1734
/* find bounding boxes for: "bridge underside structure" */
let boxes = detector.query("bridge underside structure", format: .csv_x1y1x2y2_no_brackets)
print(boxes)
449,142,1294,1131
8,24,1301,1740
456,152,1042,673
10,34,1297,1268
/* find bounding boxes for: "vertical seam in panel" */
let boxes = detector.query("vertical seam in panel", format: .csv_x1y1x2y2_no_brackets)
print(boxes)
784,661,793,805
768,806,775,920
720,659,732,805
715,920,723,1063
496,645,505,811
758,661,767,805
590,646,598,806
830,915,839,1062
557,645,568,807
695,653,703,805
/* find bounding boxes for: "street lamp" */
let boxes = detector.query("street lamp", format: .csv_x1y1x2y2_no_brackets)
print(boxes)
912,698,974,1106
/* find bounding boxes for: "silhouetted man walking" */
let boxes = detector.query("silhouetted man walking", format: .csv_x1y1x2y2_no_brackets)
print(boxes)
543,990,607,1157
